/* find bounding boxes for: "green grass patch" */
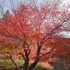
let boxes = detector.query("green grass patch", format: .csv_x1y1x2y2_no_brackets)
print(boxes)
0,59,54,70
15,60,24,66
47,67,54,70
0,59,24,68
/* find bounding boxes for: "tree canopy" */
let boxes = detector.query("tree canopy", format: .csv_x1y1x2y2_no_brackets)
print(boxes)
0,2,70,70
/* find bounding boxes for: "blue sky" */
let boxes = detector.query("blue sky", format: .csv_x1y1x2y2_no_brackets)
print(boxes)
0,0,70,14
0,0,20,11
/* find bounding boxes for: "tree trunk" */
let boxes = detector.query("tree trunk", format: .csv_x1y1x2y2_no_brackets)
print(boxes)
23,61,29,70
28,58,39,70
22,49,29,70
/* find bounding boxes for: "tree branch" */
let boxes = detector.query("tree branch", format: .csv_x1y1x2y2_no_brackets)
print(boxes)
40,47,55,58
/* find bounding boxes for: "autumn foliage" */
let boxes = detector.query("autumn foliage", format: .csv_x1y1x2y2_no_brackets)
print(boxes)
0,3,70,70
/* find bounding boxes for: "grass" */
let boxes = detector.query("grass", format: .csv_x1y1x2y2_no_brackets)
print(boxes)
0,59,15,68
15,60,24,66
33,62,54,70
0,59,54,70
47,67,54,70
0,59,24,68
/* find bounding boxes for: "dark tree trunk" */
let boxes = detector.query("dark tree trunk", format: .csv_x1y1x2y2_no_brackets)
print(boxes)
27,45,41,70
23,49,29,70
28,58,39,70
23,60,29,70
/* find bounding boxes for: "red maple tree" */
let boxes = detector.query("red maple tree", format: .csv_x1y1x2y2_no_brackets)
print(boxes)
0,3,70,70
